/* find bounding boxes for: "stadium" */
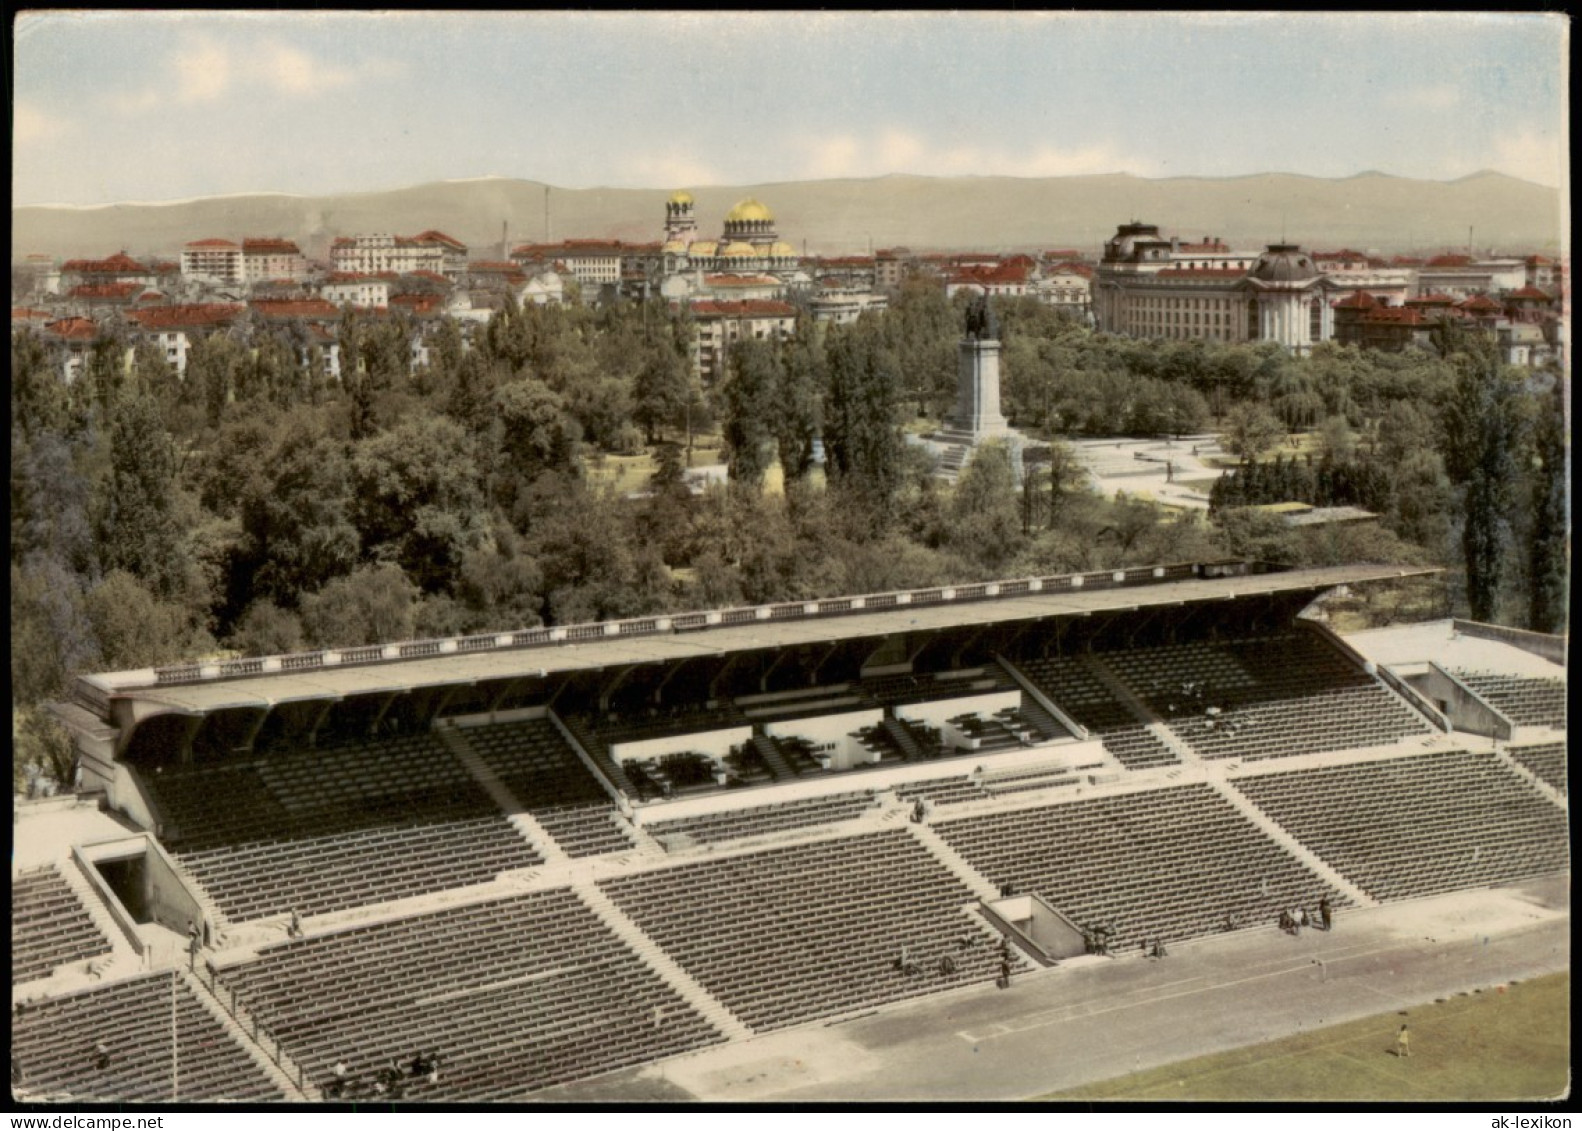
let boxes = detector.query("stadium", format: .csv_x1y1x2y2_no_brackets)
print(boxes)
12,559,1569,1103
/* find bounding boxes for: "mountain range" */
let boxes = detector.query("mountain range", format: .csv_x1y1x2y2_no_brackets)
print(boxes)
11,171,1563,261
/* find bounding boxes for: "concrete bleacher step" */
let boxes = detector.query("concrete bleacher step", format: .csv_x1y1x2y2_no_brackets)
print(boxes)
571,882,753,1043
750,733,797,782
1208,778,1376,908
905,823,999,903
995,655,1090,741
181,966,312,1101
436,725,569,864
548,710,634,800
1083,653,1195,765
1488,743,1569,809
54,854,143,973
161,852,232,939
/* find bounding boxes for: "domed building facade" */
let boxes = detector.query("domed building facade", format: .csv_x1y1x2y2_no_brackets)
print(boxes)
1243,244,1332,353
659,193,803,289
1093,221,1335,355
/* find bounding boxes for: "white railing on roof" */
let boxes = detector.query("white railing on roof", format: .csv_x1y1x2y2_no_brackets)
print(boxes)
132,561,1243,690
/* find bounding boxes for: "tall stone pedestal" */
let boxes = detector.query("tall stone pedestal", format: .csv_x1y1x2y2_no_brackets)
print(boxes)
948,338,1010,436
913,335,1022,482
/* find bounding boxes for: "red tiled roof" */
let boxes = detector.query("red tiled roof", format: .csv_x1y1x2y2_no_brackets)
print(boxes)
11,307,54,322
410,230,466,250
513,240,640,257
1458,295,1502,312
1313,249,1368,261
44,317,101,341
250,299,339,319
1334,291,1380,310
390,294,444,314
185,238,239,249
1508,286,1553,301
127,303,245,330
324,272,395,284
135,291,167,306
1048,261,1094,278
69,282,141,299
405,270,451,284
1525,254,1554,266
1044,249,1083,259
949,262,1031,285
61,253,148,274
704,274,779,287
688,299,797,318
242,238,302,255
1390,256,1423,267
1362,307,1429,325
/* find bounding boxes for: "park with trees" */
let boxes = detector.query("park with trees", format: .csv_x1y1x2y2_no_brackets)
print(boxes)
10,283,1568,789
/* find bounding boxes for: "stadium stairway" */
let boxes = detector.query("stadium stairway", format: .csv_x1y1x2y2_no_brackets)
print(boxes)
182,965,312,1101
437,724,568,864
571,881,753,1042
750,733,799,782
881,717,926,762
995,656,1090,742
54,854,145,981
1084,653,1198,765
1208,776,1376,909
905,822,1000,903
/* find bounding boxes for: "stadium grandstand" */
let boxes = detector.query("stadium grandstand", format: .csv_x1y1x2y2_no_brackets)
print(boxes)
13,560,1567,1102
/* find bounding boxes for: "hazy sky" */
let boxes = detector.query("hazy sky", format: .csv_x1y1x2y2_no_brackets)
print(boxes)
13,11,1568,206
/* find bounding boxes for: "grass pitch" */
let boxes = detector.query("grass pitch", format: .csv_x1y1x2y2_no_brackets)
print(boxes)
1047,972,1569,1102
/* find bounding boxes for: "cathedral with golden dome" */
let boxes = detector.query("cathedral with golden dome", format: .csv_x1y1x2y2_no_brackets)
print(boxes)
660,192,802,288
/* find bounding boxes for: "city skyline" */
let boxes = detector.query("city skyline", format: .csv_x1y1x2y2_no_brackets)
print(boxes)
13,11,1569,208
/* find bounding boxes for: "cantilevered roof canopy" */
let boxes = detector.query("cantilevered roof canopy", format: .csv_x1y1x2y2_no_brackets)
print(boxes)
77,563,1435,721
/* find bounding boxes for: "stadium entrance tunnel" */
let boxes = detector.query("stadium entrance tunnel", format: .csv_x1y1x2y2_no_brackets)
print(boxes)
95,853,150,922
979,894,1087,964
78,835,211,947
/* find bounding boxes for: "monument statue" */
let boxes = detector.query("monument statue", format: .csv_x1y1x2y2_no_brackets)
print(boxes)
965,293,1000,341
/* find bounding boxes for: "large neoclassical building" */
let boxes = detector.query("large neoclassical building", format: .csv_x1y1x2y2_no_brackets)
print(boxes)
1092,222,1335,355
659,192,803,282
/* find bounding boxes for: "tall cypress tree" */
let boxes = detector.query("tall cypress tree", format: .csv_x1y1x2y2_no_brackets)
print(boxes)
824,317,903,517
1527,380,1568,633
1441,334,1524,623
722,339,778,487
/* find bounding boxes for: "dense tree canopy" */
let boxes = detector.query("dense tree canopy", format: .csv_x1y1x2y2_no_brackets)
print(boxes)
10,285,1565,791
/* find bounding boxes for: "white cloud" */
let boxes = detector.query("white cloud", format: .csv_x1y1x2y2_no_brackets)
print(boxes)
791,129,1144,180
174,33,233,102
14,101,73,144
629,153,722,188
107,34,400,116
1492,129,1563,187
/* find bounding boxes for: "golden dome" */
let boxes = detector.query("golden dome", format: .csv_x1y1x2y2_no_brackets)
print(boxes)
661,239,688,255
725,198,773,223
722,241,757,258
689,240,718,257
769,241,797,259
668,190,694,206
